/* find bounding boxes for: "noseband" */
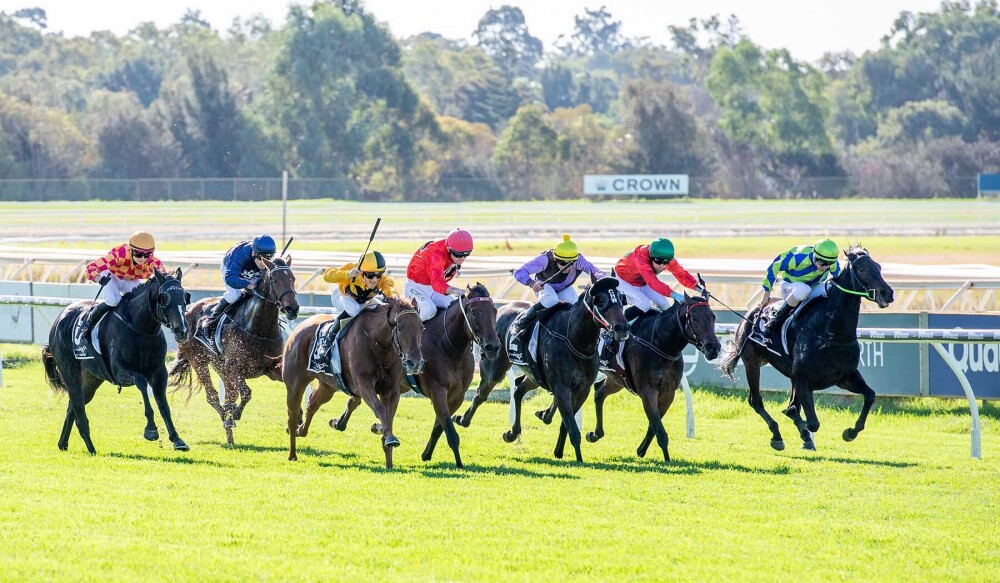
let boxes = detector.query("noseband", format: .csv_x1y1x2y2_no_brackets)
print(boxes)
582,287,622,330
830,254,878,301
677,300,711,351
248,265,296,308
457,295,493,344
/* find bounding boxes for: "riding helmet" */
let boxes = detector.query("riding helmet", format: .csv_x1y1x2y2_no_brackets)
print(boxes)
553,234,579,262
360,251,387,274
649,238,675,261
128,231,155,252
446,228,474,253
813,239,839,263
252,235,277,255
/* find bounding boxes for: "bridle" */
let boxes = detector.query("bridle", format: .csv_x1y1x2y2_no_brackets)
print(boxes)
547,285,623,360
443,293,493,354
119,276,186,336
248,263,297,309
388,303,422,363
631,299,711,360
830,253,878,301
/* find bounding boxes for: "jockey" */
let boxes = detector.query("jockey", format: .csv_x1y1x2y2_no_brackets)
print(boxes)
80,231,166,338
196,234,276,339
759,238,842,335
510,233,605,333
613,237,702,318
404,228,473,321
322,250,398,337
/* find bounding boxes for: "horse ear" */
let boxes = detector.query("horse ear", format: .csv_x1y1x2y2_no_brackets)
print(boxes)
185,292,192,304
153,269,164,282
285,255,293,267
174,267,183,280
684,291,691,301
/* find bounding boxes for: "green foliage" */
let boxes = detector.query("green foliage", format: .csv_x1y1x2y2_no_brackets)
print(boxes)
473,6,543,81
557,6,635,56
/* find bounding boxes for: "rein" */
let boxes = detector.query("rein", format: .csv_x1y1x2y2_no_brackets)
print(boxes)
830,254,876,300
546,286,621,359
389,306,421,363
117,278,183,337
443,294,492,356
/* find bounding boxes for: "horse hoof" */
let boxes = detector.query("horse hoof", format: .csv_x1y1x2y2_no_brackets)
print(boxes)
535,410,550,424
802,442,816,451
586,432,601,443
371,423,382,435
502,431,517,443
636,448,647,458
289,454,298,462
452,414,466,427
58,443,68,451
421,452,432,462
143,428,159,441
843,428,858,442
384,436,400,448
554,451,563,459
770,440,785,451
173,439,190,452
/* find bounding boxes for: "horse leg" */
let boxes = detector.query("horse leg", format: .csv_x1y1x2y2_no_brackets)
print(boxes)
636,427,655,458
286,378,311,461
65,368,96,455
535,397,556,425
357,384,395,469
58,402,76,451
455,352,507,427
147,368,189,451
193,359,226,421
799,386,821,434
744,353,784,450
782,382,814,450
234,378,252,421
637,389,669,461
378,389,402,469
328,394,360,432
551,384,583,462
424,388,463,468
134,374,160,442
554,421,569,459
837,370,877,442
587,377,610,443
502,377,535,443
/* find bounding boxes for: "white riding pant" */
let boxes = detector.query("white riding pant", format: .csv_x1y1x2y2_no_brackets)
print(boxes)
330,289,364,317
101,274,141,306
219,262,243,303
404,280,455,321
537,284,578,308
779,281,828,307
614,276,675,312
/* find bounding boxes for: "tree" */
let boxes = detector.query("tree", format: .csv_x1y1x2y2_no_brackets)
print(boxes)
0,92,93,179
100,56,163,107
491,104,560,199
473,6,543,81
558,6,634,56
83,90,178,178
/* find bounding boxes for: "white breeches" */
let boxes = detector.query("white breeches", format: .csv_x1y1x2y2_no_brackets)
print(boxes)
102,274,141,306
404,280,454,321
537,284,579,308
614,276,672,312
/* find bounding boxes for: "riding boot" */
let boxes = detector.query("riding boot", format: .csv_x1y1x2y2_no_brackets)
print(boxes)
327,311,350,341
763,301,794,335
79,301,113,340
623,305,644,321
512,302,546,336
199,298,231,336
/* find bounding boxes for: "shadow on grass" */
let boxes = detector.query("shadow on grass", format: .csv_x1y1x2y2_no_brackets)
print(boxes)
195,441,358,460
795,455,917,468
105,451,234,467
315,460,580,480
520,455,792,476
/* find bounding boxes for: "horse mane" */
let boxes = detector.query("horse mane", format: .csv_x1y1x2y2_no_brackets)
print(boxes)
467,282,490,297
844,242,868,257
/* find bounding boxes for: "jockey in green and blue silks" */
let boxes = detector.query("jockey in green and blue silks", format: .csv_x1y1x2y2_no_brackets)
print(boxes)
759,239,842,334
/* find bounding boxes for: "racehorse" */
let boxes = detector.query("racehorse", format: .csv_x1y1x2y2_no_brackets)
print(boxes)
41,269,191,454
399,284,501,469
718,245,894,450
585,291,721,461
456,277,629,462
282,296,424,469
168,257,298,444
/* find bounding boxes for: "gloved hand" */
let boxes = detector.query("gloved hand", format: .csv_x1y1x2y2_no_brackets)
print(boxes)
530,281,545,293
694,284,706,294
97,272,111,286
670,291,685,303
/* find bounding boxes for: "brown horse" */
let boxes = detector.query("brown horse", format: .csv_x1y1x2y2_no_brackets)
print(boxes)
398,284,501,469
282,296,424,469
585,292,721,461
168,257,299,444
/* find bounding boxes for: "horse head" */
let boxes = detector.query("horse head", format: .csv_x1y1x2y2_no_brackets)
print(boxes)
464,282,501,360
261,256,300,320
679,290,721,360
153,268,191,342
388,296,425,375
839,246,894,309
586,277,629,342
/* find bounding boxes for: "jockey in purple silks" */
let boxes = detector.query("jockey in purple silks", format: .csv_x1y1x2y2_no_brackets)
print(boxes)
509,234,606,336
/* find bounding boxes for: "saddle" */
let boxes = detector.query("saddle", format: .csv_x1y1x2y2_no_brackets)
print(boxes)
72,307,122,386
507,304,569,389
597,309,649,394
749,296,823,356
305,305,378,396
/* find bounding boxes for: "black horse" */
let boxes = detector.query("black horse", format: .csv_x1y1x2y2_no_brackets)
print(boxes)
586,291,722,461
456,277,629,462
41,269,191,454
718,246,894,450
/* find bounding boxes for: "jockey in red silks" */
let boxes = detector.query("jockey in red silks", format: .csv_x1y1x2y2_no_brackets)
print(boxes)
613,237,703,318
404,228,473,321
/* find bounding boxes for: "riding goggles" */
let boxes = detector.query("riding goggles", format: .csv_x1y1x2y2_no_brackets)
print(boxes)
449,249,472,258
132,250,153,259
256,252,275,260
650,256,671,265
362,271,383,280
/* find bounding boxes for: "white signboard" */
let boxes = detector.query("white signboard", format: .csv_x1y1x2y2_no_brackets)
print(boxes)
584,174,689,196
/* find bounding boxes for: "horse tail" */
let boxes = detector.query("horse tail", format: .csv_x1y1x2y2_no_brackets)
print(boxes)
718,320,750,381
167,352,194,391
41,346,66,393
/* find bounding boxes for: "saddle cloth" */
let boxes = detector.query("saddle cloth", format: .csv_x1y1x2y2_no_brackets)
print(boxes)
306,318,354,396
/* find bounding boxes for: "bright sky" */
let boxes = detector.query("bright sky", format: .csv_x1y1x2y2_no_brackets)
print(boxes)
1,0,945,62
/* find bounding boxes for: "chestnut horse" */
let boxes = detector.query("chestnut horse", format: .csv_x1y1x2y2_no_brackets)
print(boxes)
169,257,299,444
282,296,424,469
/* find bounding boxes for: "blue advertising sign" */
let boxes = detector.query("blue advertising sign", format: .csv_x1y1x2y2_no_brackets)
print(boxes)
927,313,1000,399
